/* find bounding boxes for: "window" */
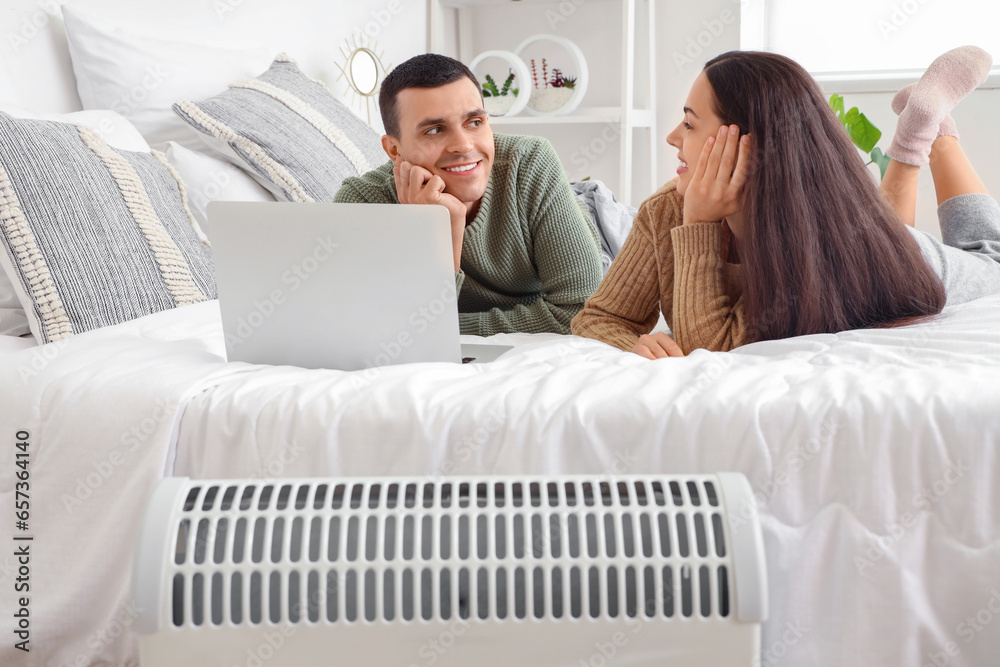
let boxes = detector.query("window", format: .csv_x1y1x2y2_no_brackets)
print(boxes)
741,0,1000,91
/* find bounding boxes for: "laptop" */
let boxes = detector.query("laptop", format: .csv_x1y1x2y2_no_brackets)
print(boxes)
207,201,512,371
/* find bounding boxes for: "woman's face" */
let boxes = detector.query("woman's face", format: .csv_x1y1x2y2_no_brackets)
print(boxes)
666,72,726,197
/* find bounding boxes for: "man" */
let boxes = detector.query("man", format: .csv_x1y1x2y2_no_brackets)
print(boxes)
334,53,603,336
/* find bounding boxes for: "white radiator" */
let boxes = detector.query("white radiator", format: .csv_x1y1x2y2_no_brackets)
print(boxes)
132,474,767,665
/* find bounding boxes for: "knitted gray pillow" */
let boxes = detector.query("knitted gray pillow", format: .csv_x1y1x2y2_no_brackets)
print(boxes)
0,112,216,345
173,55,387,202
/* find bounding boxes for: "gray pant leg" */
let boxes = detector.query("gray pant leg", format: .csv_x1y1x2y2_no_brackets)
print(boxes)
938,193,1000,261
908,226,1000,306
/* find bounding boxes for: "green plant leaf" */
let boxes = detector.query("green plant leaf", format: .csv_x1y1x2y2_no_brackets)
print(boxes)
829,94,845,121
848,112,882,153
870,147,891,179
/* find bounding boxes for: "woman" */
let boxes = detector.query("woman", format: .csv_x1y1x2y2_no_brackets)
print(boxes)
571,47,1000,358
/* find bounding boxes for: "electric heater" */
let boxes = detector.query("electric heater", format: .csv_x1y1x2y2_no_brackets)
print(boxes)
132,474,767,665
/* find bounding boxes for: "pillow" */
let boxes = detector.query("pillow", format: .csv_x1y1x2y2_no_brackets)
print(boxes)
173,55,387,202
0,108,152,338
163,142,275,238
0,112,216,345
61,3,274,150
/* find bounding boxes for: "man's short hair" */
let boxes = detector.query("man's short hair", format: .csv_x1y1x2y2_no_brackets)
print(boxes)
379,53,481,137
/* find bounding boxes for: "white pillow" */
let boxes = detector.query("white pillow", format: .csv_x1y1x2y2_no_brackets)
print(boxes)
0,108,151,338
62,3,274,150
5,108,151,153
163,142,275,238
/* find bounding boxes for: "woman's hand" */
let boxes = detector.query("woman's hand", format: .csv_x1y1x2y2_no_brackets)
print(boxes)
630,333,686,359
683,124,751,225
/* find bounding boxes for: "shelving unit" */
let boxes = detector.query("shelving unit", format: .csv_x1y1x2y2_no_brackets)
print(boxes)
428,0,656,205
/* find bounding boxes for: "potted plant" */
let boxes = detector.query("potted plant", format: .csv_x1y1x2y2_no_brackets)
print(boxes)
829,94,891,178
482,70,520,117
526,58,577,113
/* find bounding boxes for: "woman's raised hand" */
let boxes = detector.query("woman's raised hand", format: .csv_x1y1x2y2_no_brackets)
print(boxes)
683,124,751,225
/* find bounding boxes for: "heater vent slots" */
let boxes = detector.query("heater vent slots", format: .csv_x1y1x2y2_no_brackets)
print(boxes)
166,477,732,628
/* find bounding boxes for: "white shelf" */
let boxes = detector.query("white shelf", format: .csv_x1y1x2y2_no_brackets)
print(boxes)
439,0,618,6
489,107,653,127
429,0,656,205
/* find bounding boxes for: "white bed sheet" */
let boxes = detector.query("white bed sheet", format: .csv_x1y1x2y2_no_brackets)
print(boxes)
2,296,999,666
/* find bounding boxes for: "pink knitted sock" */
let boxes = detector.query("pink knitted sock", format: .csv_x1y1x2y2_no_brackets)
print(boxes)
891,83,959,140
887,46,992,166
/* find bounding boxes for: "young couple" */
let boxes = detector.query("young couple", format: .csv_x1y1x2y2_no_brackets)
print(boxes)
338,48,1000,357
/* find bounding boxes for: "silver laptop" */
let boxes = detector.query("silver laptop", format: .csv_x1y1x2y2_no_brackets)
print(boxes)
208,202,511,371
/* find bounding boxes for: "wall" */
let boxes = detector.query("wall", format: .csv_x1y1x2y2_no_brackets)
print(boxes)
0,0,428,130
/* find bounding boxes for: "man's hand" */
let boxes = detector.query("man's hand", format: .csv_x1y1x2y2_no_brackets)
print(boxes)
630,332,686,359
683,124,751,226
394,160,467,271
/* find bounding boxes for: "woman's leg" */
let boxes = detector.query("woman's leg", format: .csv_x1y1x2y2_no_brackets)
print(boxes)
927,135,989,204
880,159,920,226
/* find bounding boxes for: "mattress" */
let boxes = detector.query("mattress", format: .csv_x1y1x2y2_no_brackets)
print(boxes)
1,296,999,665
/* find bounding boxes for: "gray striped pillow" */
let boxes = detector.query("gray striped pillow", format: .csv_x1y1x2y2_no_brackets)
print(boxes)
173,55,387,202
0,112,216,345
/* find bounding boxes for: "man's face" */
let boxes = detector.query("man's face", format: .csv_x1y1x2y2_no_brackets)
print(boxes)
383,78,495,206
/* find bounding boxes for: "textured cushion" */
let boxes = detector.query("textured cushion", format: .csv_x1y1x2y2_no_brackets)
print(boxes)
0,108,154,338
0,112,216,345
173,55,387,202
163,141,275,238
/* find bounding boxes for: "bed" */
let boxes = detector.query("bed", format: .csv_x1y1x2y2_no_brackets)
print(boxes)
2,3,1000,666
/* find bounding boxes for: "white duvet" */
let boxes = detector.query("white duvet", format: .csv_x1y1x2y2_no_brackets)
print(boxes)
2,296,999,666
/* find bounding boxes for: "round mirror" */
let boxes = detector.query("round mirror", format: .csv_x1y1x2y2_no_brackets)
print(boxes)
350,49,379,96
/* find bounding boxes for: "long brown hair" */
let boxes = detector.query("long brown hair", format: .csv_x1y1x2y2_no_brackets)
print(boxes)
703,51,945,342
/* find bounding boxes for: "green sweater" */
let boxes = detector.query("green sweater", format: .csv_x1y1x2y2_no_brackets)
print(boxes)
334,133,603,335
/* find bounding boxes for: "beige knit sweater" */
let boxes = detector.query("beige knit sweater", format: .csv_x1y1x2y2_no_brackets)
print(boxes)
571,179,748,353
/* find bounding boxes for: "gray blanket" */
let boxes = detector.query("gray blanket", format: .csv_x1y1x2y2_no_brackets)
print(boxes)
573,180,637,274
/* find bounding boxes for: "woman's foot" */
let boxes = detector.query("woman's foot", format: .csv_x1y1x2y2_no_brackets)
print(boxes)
887,46,992,166
891,83,959,140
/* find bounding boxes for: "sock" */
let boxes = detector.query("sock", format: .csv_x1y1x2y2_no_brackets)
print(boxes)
887,46,992,166
891,83,959,140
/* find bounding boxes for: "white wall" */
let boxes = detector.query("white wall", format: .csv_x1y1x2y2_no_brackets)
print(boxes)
0,0,428,130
